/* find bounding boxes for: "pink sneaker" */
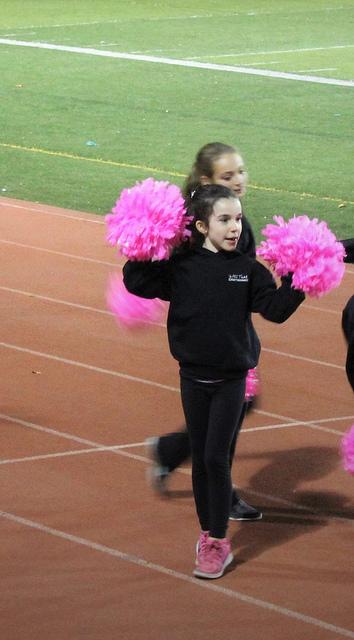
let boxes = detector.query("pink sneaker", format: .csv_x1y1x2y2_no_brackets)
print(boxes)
194,538,233,579
195,530,209,564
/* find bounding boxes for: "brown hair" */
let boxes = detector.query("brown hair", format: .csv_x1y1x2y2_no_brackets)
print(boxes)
187,184,237,246
183,142,237,205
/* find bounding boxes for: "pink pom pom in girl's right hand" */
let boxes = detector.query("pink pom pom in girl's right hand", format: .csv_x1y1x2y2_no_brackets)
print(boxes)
341,424,354,476
105,177,191,261
106,273,167,329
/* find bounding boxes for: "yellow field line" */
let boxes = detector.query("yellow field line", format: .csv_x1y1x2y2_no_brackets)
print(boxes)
248,182,354,206
0,142,185,178
1,142,353,206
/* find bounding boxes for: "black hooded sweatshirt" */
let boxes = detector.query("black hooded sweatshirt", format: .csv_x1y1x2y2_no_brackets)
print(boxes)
123,248,305,380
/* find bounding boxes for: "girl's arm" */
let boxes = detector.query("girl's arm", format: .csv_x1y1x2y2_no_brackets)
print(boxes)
250,262,305,323
342,295,354,391
123,260,171,301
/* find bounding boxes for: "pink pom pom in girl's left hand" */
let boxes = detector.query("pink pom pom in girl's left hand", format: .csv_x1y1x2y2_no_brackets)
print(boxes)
106,273,167,329
245,367,260,401
341,424,354,476
257,215,346,298
105,177,191,262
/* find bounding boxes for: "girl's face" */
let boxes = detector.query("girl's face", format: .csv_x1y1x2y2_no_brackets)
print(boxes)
202,152,248,197
196,197,243,253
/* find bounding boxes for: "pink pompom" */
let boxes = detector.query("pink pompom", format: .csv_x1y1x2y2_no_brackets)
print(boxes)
245,367,260,401
341,424,354,476
106,273,167,328
105,177,191,261
257,215,346,298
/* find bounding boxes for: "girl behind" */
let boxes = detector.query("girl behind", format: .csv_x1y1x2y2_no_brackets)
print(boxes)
147,142,261,523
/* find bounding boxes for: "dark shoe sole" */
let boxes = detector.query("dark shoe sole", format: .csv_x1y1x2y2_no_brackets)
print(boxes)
229,512,263,521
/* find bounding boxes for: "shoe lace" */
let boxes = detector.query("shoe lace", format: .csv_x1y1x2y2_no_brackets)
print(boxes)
207,540,226,561
198,533,209,556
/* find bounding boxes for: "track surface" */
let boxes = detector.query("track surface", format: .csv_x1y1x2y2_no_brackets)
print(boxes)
1,196,353,640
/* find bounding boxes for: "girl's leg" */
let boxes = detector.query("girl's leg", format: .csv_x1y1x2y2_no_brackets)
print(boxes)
229,401,246,466
156,430,191,471
180,377,212,532
206,379,246,538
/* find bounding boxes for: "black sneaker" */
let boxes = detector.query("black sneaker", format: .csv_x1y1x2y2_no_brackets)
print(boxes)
145,437,170,495
229,497,262,521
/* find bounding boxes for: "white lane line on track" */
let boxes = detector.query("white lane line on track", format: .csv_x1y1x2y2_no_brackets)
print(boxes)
253,409,354,435
1,413,350,446
2,411,353,526
0,339,345,390
1,209,353,276
0,286,114,317
0,285,347,321
241,486,354,525
261,347,344,370
304,304,341,315
1,412,352,451
0,39,353,88
0,239,117,266
0,445,139,465
0,418,349,466
0,342,179,392
1,511,353,637
0,442,147,466
0,413,115,447
0,201,104,223
1,236,353,278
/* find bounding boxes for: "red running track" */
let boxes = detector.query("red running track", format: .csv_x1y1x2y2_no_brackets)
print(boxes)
0,196,353,640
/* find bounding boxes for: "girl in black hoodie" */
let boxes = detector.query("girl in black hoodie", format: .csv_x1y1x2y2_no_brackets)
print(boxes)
123,185,305,579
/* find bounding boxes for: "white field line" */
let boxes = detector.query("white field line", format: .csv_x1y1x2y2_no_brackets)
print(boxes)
1,512,353,638
0,7,348,30
188,44,354,60
232,61,281,67
296,68,337,73
0,39,353,88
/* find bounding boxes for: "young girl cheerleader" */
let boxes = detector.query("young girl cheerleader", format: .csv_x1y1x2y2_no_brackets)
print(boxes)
123,184,305,579
147,141,261,521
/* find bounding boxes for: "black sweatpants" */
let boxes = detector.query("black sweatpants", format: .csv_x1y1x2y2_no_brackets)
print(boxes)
157,404,247,472
180,376,246,538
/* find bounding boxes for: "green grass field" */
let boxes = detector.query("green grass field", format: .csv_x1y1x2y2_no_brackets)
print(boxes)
0,0,353,240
